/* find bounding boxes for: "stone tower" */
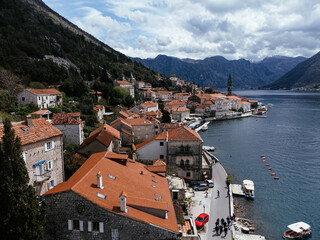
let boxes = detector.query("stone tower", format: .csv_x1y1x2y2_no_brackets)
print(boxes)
227,73,232,96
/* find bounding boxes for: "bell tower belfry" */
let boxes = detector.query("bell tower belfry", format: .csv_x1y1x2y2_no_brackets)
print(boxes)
227,73,232,96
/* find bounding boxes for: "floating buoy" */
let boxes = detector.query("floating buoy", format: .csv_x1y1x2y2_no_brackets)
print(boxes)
268,168,272,170
271,173,276,176
265,164,270,166
274,177,279,180
260,155,264,158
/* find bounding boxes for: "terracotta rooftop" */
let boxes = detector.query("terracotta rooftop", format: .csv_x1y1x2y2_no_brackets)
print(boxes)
142,101,158,108
237,101,250,105
118,110,134,118
31,109,52,115
0,118,62,146
93,105,104,111
90,91,102,95
89,124,120,140
45,151,178,233
124,118,152,126
115,80,131,85
172,107,190,112
166,100,187,106
226,96,241,100
26,88,62,95
52,113,81,125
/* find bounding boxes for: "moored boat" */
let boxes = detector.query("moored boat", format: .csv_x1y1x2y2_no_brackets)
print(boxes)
242,180,255,199
283,222,311,239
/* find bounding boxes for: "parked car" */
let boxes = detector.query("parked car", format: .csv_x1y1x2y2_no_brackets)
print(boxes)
193,183,208,191
205,179,214,188
195,213,209,229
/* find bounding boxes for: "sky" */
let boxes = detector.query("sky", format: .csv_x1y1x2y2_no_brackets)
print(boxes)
42,0,320,61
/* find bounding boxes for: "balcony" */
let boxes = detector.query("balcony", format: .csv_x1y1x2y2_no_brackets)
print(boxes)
35,171,51,183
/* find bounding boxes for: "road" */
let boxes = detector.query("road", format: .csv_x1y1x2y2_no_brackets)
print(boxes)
206,162,232,240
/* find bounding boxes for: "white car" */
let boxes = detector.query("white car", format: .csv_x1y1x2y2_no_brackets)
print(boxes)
205,179,214,188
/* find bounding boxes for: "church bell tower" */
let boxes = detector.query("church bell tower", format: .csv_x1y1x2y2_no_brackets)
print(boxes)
227,73,232,96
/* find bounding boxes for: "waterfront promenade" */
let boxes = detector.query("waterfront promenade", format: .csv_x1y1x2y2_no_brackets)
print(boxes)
206,162,232,240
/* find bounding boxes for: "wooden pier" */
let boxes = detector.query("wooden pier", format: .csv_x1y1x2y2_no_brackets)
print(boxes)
231,184,245,196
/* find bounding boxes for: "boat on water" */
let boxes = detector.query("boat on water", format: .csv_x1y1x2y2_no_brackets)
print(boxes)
201,125,208,131
283,222,311,239
242,180,255,199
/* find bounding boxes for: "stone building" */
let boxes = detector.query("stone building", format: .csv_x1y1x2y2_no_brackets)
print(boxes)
0,116,64,195
44,151,178,240
93,105,105,123
171,107,190,122
136,126,204,180
76,124,121,163
52,112,84,145
113,80,135,98
18,88,62,109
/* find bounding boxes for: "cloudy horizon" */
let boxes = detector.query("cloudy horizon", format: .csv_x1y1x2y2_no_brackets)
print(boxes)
43,0,320,61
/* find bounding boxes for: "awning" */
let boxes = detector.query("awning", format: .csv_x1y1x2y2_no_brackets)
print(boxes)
288,222,310,233
34,160,45,166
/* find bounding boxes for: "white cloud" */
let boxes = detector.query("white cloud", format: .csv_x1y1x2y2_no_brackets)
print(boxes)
43,0,320,60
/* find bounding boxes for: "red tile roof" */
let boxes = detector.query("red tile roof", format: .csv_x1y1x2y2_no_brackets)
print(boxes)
52,113,81,125
31,110,52,115
45,151,178,233
172,107,190,112
142,101,158,108
237,101,250,105
115,80,131,85
93,105,104,111
124,118,152,126
89,124,120,140
0,118,62,146
26,88,62,95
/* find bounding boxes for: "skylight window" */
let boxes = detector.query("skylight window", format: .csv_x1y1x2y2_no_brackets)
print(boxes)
152,179,158,183
155,194,162,199
96,193,106,199
108,174,116,180
152,185,157,188
21,127,29,132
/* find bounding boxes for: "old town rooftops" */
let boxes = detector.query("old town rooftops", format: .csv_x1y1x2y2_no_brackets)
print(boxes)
44,151,178,233
25,88,62,95
0,118,62,145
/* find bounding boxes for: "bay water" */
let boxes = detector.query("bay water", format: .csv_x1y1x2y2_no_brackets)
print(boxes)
199,90,320,239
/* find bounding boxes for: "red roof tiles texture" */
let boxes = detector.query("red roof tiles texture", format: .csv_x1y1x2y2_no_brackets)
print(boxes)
45,151,178,233
0,118,62,146
26,88,62,95
52,113,81,125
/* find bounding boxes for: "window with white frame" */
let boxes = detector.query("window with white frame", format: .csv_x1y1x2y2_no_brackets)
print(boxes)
112,229,119,240
68,220,83,231
88,221,104,233
47,179,56,190
44,141,54,151
36,164,44,176
47,161,53,171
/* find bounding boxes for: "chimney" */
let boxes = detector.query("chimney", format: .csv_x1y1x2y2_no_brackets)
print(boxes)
26,115,33,127
96,171,104,189
119,192,127,213
132,153,136,163
166,131,168,142
140,171,143,175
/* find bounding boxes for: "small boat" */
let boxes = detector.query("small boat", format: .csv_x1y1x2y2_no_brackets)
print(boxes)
260,155,264,158
243,180,255,199
265,164,270,166
268,167,272,170
274,177,279,180
283,222,311,239
271,173,277,176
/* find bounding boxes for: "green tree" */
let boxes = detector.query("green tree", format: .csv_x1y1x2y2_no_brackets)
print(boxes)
0,118,46,239
162,109,171,123
64,144,80,180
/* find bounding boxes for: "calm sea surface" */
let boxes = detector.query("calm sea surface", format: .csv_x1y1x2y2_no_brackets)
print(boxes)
199,90,320,240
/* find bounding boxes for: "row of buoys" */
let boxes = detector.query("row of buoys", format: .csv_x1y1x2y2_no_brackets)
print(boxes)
261,155,279,180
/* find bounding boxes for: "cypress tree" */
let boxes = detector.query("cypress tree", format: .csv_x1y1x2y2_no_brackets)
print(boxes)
0,118,46,239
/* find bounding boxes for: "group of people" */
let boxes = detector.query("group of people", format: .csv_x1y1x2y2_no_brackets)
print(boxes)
214,215,235,236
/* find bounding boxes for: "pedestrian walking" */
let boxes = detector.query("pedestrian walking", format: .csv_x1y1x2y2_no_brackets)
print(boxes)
217,190,220,197
227,216,231,226
215,219,219,227
224,226,228,236
219,225,223,235
223,220,227,228
215,225,219,235
221,218,225,225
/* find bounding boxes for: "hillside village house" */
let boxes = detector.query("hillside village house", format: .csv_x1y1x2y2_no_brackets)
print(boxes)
44,151,178,240
141,101,158,112
75,124,121,164
18,88,62,109
136,126,206,180
111,118,155,145
0,116,64,195
93,105,105,123
171,107,190,122
52,113,84,145
113,80,135,98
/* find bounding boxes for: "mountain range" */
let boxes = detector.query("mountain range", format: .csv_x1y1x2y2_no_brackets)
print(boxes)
132,55,307,89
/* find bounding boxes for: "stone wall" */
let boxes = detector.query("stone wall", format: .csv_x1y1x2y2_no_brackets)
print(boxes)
23,135,64,195
54,124,82,145
45,191,177,240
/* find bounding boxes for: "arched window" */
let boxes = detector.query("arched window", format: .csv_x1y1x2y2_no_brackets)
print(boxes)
180,159,184,166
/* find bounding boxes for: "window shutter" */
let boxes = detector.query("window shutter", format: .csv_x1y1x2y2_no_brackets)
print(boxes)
79,221,84,231
68,220,73,230
88,221,92,232
99,222,104,233
44,143,48,151
52,140,55,149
